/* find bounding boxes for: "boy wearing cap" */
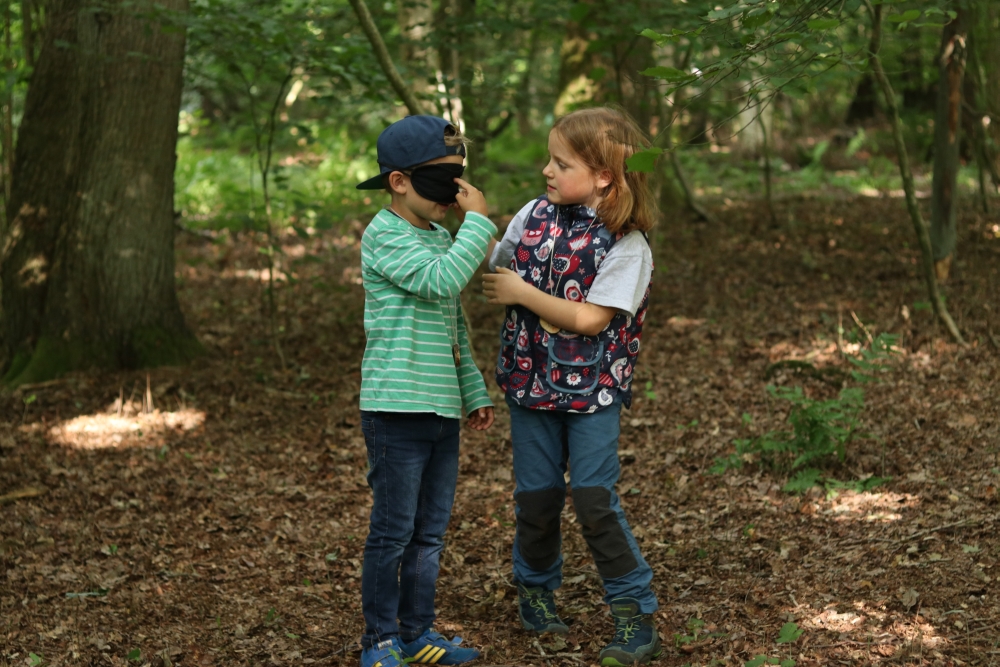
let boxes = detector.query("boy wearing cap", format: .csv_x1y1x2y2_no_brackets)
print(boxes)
355,116,495,667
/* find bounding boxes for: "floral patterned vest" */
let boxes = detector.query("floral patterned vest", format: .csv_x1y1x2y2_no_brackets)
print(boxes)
495,196,650,413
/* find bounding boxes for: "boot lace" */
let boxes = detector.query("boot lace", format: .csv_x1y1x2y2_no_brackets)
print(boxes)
611,615,639,645
529,594,559,621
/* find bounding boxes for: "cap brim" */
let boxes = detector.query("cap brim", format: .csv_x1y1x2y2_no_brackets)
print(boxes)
356,173,387,190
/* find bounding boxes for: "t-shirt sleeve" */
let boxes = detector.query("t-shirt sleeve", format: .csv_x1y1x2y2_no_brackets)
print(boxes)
489,199,537,271
585,231,652,317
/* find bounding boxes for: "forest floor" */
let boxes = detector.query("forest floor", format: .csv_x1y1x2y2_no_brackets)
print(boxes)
2,195,1000,667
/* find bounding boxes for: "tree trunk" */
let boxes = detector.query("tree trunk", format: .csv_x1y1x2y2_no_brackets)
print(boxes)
554,1,603,115
0,0,201,386
348,0,422,116
397,0,436,109
846,24,880,124
929,6,967,281
863,0,965,346
969,0,1000,187
456,0,486,181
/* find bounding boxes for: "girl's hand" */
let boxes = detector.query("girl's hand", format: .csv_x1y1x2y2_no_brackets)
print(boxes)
482,266,528,305
467,406,495,431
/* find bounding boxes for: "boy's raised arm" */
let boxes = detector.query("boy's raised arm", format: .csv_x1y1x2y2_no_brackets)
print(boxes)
368,212,496,300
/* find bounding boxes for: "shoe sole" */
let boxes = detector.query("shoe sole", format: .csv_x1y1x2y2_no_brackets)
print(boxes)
518,610,569,635
599,637,662,666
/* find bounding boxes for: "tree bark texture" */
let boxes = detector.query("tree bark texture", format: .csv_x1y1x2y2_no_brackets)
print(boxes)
929,7,967,279
0,0,200,385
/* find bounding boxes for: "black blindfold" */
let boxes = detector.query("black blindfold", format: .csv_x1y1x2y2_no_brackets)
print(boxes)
408,163,465,204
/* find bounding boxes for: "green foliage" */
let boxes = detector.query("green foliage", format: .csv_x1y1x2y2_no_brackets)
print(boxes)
846,333,901,383
710,385,865,487
625,147,664,174
712,329,900,492
776,622,804,644
673,617,706,647
745,621,802,667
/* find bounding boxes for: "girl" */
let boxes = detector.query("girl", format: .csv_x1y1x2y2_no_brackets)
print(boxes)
482,107,660,667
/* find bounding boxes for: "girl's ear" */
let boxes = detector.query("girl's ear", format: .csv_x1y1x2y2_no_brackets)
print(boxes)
388,170,408,195
595,169,613,190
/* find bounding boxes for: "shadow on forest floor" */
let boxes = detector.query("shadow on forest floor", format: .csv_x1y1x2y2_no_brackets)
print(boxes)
2,196,999,667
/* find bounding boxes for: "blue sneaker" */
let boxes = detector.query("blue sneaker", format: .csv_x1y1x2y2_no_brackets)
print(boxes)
361,638,403,667
599,598,661,666
400,629,480,665
517,583,569,634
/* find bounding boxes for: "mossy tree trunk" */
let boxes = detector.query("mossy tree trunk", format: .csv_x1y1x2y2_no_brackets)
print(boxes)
0,0,201,387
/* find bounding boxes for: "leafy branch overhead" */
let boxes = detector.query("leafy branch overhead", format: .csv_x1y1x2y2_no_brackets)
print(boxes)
638,0,959,112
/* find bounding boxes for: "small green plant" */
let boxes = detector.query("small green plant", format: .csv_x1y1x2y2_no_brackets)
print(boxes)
127,648,142,662
711,386,888,493
673,617,726,648
713,332,899,493
21,393,37,423
673,618,708,647
28,653,44,666
745,622,803,667
846,333,900,383
644,380,657,401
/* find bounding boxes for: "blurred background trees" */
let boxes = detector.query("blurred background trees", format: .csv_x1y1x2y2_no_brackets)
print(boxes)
0,0,997,383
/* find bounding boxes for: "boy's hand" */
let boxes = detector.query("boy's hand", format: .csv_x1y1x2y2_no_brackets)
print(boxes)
454,177,488,218
483,266,528,305
467,406,494,431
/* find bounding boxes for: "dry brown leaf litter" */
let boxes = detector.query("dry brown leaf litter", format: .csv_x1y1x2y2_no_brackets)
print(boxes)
2,197,999,667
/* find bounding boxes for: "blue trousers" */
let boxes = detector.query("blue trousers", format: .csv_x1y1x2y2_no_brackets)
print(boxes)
359,411,460,648
507,396,658,613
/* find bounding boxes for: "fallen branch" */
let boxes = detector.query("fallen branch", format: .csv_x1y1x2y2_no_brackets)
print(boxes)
763,359,848,385
174,221,216,241
0,486,48,505
894,518,980,546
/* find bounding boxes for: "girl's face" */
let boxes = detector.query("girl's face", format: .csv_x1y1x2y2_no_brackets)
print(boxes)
542,129,611,209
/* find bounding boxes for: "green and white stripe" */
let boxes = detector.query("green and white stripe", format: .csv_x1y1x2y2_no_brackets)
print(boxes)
360,208,496,418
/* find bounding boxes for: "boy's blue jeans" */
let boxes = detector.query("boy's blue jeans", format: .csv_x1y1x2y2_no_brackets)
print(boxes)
359,411,460,649
507,396,658,613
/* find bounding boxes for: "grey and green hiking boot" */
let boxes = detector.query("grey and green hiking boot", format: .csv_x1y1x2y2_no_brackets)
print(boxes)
516,583,569,634
599,598,661,666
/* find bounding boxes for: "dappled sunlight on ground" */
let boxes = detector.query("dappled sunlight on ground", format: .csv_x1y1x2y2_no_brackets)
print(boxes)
790,599,951,663
823,489,919,523
45,408,205,450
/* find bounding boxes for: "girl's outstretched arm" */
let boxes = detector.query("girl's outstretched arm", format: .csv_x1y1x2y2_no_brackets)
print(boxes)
483,267,616,336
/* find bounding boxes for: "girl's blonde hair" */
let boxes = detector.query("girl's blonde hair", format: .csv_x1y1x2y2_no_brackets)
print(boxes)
551,107,656,235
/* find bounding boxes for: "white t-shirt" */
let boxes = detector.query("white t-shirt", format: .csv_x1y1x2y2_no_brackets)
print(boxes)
488,199,653,317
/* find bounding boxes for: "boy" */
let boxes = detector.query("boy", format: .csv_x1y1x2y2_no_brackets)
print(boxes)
354,115,496,667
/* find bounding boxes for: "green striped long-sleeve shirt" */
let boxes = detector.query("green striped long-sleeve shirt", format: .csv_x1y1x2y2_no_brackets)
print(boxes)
360,208,497,418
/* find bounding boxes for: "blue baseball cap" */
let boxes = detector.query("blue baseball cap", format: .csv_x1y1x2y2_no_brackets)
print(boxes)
356,115,466,190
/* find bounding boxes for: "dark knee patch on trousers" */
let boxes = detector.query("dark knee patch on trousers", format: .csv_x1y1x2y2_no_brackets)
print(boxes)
572,486,638,579
515,488,565,571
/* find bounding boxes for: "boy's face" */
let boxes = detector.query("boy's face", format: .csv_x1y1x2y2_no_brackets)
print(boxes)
388,154,465,228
